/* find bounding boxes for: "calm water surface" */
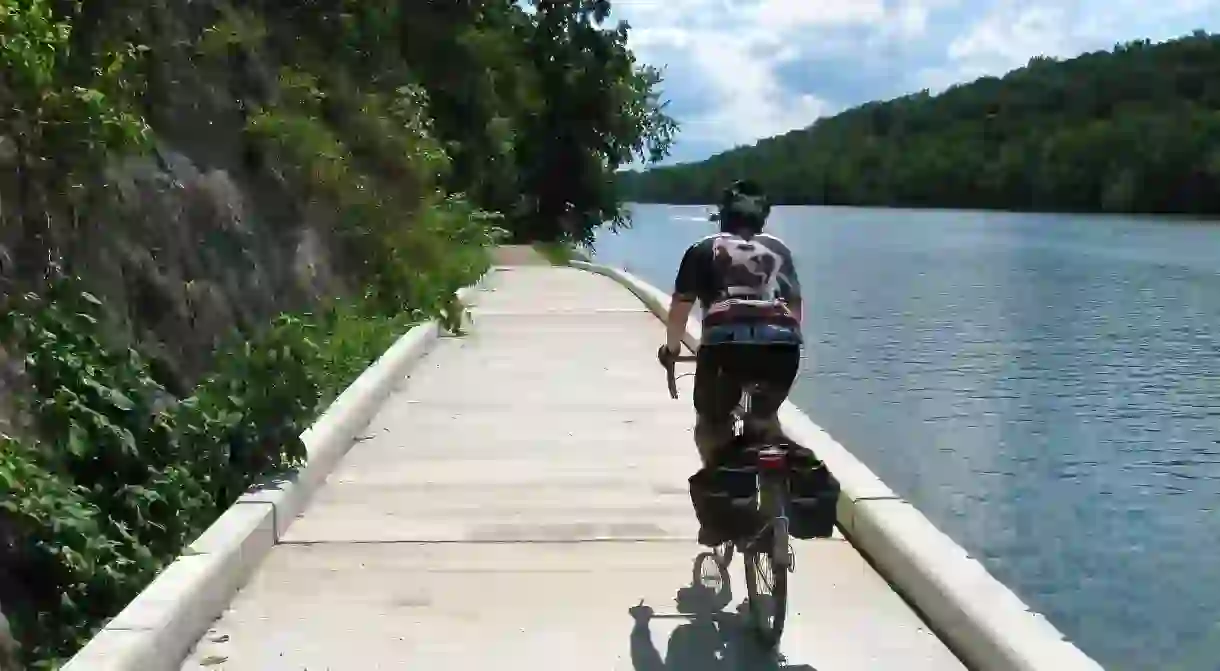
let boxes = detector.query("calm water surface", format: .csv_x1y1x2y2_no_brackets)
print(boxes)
591,204,1220,671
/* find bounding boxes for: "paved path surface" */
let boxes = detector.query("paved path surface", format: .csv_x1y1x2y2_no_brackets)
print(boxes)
490,244,550,266
181,266,966,670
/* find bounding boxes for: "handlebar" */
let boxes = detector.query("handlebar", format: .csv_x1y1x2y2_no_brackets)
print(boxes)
663,353,698,399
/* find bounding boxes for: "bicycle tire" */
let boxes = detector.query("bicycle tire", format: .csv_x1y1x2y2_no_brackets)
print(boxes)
744,477,789,648
744,546,788,648
692,550,732,604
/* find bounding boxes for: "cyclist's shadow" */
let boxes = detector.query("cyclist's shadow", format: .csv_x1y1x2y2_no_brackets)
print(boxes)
628,553,817,671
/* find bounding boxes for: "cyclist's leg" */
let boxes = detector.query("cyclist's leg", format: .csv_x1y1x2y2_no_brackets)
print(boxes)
692,345,739,468
737,345,801,443
691,345,752,546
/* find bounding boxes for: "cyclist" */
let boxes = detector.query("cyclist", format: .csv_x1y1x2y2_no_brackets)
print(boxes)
657,179,804,477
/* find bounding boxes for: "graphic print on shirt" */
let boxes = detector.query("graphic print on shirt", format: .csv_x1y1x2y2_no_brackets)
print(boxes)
710,233,782,301
700,233,801,340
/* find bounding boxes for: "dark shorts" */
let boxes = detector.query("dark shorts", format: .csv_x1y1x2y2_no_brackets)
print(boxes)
692,343,801,421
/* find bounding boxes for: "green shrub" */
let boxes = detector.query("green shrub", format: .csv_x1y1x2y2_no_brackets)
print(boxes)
0,277,199,665
0,0,150,188
0,434,135,666
173,314,319,511
0,268,475,666
0,4,497,665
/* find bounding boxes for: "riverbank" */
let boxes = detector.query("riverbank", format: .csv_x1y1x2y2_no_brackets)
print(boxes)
623,200,1220,223
103,261,1092,670
588,203,1220,670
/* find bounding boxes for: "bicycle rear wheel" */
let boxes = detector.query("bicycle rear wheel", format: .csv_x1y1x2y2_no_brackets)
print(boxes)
714,540,734,569
744,545,788,648
744,478,789,648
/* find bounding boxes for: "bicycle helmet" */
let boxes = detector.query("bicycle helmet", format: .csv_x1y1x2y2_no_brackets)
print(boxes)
717,179,771,234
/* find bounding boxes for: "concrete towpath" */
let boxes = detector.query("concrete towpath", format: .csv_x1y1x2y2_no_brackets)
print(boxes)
489,243,551,266
180,263,967,670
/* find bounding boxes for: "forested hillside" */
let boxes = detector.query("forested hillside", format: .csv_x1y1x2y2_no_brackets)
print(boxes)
0,1,674,666
618,31,1220,215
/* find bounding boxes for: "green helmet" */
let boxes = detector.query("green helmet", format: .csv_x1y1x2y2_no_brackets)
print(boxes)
718,179,771,232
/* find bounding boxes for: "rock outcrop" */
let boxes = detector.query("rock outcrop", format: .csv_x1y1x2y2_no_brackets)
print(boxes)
0,0,357,659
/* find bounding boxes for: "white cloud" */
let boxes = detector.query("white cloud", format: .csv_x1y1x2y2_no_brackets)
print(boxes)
919,0,1220,91
656,27,830,147
612,0,1220,163
914,4,1076,91
752,0,886,31
615,0,909,151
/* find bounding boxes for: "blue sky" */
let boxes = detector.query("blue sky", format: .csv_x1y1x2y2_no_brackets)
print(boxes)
610,0,1220,165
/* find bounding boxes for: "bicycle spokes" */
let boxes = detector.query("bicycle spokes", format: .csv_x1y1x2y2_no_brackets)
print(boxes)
745,549,788,648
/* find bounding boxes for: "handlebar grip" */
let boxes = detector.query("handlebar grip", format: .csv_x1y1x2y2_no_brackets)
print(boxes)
663,354,695,399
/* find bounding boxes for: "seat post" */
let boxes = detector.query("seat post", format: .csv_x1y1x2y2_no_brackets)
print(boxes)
739,382,784,446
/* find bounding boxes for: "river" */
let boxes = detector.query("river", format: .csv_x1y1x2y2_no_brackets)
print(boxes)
588,203,1220,671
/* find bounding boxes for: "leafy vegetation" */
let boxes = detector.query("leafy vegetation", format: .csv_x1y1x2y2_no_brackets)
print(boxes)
618,31,1220,216
241,0,678,246
0,0,674,665
0,271,446,665
1,276,302,663
0,0,151,276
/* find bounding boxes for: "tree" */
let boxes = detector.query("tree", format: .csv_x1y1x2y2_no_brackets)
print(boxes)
617,31,1220,217
513,0,677,244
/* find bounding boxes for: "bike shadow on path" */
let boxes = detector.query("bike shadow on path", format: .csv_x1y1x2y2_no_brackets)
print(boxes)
628,552,817,671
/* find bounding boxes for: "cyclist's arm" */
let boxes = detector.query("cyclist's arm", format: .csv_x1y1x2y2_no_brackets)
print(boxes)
667,243,706,351
666,297,695,351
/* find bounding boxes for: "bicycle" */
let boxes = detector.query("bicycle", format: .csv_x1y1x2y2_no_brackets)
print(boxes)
663,350,793,650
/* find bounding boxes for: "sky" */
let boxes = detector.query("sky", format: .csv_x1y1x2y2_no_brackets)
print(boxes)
610,0,1220,165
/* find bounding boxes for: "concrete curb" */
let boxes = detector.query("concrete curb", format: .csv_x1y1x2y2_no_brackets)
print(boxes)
569,260,1104,671
62,278,489,671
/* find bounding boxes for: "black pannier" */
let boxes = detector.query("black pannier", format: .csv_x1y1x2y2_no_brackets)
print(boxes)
785,445,840,539
688,443,840,544
688,461,759,544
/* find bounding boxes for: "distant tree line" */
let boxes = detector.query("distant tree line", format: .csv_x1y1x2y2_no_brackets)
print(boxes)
617,31,1220,216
